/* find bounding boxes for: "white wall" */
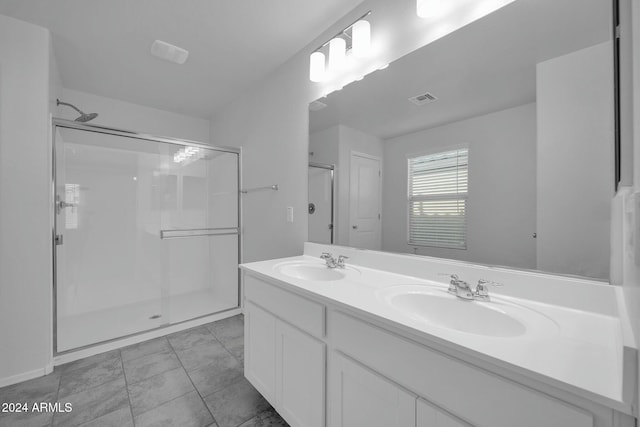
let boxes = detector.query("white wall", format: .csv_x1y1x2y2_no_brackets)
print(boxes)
210,0,516,263
536,42,613,280
0,15,52,386
309,126,339,166
382,103,536,269
57,88,211,143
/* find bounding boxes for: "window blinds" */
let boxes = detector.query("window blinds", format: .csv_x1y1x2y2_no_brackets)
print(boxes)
408,148,468,249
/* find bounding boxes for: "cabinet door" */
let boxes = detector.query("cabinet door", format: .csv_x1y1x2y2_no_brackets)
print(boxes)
331,352,416,427
417,398,472,427
245,301,277,403
276,320,325,427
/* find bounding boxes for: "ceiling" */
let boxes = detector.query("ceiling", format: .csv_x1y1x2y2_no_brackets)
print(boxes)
0,0,363,118
309,0,611,140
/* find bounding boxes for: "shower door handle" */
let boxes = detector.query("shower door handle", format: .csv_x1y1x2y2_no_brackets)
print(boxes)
55,234,64,246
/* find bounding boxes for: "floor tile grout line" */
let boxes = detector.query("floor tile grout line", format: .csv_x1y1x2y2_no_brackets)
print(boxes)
166,334,219,426
51,363,63,427
56,360,126,401
119,349,136,426
120,337,172,364
122,345,193,419
56,349,128,427
206,322,244,364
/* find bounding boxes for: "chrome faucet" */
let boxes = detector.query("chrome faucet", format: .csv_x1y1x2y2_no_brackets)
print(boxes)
320,252,337,268
337,255,349,268
320,253,349,269
473,279,502,301
443,275,502,301
446,274,475,300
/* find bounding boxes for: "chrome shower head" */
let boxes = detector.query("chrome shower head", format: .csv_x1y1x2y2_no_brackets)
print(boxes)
56,99,99,122
75,112,99,122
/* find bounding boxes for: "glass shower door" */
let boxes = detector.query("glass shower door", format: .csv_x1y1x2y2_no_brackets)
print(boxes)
159,146,239,324
54,124,240,353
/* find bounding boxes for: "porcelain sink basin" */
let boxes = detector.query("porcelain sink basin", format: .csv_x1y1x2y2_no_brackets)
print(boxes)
275,261,357,281
378,285,550,337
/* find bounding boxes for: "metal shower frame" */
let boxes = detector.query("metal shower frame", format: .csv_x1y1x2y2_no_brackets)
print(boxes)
51,118,243,356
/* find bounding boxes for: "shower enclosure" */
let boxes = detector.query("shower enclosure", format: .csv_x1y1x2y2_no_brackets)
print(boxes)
53,119,240,353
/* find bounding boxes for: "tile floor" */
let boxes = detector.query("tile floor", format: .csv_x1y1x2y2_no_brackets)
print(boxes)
0,315,289,427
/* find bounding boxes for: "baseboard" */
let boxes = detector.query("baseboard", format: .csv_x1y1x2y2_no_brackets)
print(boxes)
0,366,51,388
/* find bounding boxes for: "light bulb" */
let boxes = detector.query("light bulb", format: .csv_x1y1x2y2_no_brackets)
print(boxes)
329,37,347,72
352,20,371,58
309,51,326,82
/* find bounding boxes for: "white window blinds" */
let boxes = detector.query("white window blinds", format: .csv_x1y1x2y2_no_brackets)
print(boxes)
408,148,468,249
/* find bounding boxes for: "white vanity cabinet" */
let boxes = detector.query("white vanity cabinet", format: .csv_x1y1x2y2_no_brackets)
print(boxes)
244,275,326,427
242,271,632,427
330,352,416,427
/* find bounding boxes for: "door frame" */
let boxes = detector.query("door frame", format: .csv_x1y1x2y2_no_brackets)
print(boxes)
309,162,335,244
348,150,382,249
51,118,242,356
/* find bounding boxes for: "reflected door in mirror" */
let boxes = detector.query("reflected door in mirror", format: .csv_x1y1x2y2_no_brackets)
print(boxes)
349,152,381,250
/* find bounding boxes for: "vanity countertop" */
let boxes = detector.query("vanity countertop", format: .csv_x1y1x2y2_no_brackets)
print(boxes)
240,244,637,415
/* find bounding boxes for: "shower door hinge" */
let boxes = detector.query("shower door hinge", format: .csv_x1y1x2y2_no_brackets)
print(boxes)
55,234,64,246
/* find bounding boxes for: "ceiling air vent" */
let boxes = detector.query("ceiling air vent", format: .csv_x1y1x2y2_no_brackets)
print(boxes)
408,92,438,106
309,100,328,111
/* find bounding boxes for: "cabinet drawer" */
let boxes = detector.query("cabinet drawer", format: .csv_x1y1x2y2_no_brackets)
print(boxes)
244,273,325,338
330,311,593,427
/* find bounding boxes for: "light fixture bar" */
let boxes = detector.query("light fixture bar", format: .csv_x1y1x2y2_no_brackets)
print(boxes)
312,10,372,53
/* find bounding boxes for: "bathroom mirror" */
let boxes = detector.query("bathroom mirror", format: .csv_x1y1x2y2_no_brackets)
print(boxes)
308,0,614,280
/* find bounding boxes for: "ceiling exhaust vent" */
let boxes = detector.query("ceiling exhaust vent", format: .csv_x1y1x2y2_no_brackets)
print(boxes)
408,92,438,106
309,100,328,111
151,40,189,65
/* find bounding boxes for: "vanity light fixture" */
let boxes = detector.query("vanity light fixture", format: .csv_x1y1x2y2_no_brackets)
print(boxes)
309,11,372,83
329,37,347,72
351,19,371,57
309,52,326,83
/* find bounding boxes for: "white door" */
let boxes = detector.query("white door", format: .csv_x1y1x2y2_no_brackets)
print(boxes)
349,152,381,249
276,320,325,427
331,352,416,427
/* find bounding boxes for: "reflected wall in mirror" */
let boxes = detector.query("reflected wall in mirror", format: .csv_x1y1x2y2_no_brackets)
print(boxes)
308,0,613,280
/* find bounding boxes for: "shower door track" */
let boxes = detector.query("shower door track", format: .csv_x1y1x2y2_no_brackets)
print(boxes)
51,118,243,356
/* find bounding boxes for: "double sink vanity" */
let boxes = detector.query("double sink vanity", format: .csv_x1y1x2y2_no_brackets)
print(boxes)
240,243,637,427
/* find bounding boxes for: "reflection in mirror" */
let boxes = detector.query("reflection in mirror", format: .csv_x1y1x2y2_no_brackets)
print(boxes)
308,0,613,280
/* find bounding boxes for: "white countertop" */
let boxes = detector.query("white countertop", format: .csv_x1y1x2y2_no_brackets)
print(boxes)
241,249,636,414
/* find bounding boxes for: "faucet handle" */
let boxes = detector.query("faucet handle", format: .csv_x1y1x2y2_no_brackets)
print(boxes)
475,279,503,300
320,252,333,260
439,273,461,292
477,279,503,287
337,255,349,268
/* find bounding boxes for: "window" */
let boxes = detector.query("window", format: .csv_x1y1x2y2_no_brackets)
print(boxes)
407,148,468,249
